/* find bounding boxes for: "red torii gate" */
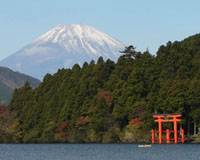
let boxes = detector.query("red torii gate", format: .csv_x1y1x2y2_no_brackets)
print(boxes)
152,113,184,144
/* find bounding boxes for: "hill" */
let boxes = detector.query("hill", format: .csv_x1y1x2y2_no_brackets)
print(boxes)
0,34,200,143
0,24,125,80
0,67,40,105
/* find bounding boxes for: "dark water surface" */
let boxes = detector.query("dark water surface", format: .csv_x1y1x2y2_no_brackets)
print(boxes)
0,144,199,160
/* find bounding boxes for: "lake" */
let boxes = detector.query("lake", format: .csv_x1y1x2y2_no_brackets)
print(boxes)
0,144,199,160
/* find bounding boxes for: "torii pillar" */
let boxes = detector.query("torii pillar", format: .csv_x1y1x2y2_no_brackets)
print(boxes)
152,113,184,144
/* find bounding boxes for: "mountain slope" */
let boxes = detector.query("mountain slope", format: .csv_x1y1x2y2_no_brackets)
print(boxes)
3,33,200,143
0,24,125,80
0,67,40,105
0,81,13,105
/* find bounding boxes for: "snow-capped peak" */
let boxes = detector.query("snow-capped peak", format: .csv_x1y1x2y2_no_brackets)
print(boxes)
0,24,126,80
34,24,124,56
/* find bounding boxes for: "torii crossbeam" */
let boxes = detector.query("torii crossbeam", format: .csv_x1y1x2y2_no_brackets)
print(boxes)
152,113,184,144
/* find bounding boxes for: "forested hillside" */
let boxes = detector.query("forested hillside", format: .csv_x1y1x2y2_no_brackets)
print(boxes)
0,67,41,105
0,81,13,105
0,34,200,143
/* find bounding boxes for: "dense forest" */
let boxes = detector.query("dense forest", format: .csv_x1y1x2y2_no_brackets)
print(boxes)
0,67,40,105
0,34,200,143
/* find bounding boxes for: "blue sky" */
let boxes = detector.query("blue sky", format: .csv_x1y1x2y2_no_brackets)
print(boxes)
0,0,200,61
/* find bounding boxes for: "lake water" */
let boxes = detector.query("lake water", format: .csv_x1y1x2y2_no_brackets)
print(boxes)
0,144,199,160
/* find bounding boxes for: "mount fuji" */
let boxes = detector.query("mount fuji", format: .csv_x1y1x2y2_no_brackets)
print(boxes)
0,24,126,80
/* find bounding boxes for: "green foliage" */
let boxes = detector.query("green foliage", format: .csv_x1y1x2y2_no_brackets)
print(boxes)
1,33,200,143
0,81,13,105
0,67,40,105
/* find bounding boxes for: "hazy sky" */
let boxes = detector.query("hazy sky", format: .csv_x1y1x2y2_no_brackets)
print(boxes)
0,0,200,61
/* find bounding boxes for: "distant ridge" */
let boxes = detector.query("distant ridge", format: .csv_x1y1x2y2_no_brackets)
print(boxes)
0,66,40,105
0,24,125,80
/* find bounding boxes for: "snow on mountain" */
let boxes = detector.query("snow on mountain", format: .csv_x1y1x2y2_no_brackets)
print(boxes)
0,24,126,80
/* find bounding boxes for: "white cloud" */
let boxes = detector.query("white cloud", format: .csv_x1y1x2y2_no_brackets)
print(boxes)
34,56,55,64
64,59,73,68
16,63,22,70
19,46,53,56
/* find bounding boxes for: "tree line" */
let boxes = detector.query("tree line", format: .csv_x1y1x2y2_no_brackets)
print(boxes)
0,34,200,143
